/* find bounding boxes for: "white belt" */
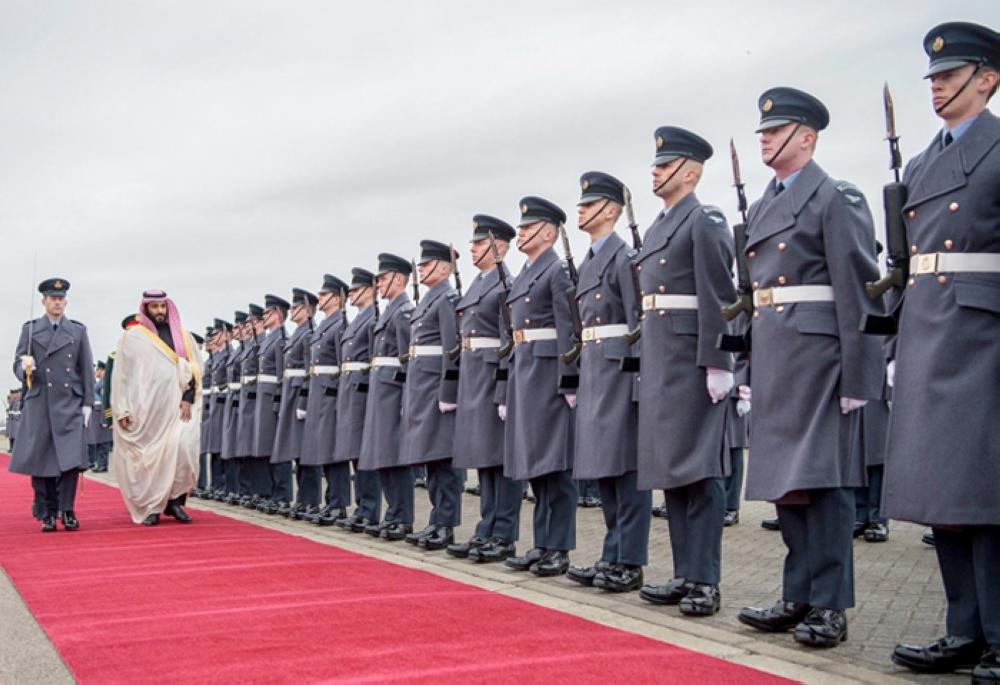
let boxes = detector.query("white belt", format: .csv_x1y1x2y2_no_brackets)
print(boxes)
641,294,698,311
910,252,1000,275
581,324,630,342
342,362,371,372
311,365,340,376
204,387,215,395
408,345,443,357
256,374,279,384
212,385,226,394
513,327,557,344
462,336,502,350
228,382,241,391
753,285,834,308
283,369,307,379
371,357,401,368
240,375,257,384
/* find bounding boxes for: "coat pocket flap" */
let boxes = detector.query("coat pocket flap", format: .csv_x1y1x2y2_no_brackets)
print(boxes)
954,276,1000,315
794,310,840,336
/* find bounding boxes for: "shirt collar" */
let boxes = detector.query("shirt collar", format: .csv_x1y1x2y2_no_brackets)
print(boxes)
590,234,612,254
777,168,804,190
943,114,979,144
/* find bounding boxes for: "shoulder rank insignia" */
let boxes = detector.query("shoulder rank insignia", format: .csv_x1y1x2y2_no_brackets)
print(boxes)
835,181,863,206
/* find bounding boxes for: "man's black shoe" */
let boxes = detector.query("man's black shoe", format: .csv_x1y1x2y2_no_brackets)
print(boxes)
852,521,867,538
419,526,454,551
531,550,569,577
317,508,347,527
165,503,193,523
639,578,693,605
351,517,376,534
446,536,489,559
864,522,889,542
471,539,516,563
723,510,739,527
382,523,413,541
793,608,848,648
922,530,936,546
505,547,545,571
972,645,1000,684
597,565,644,593
892,636,985,673
277,502,294,517
651,504,667,519
760,517,780,531
738,600,811,632
414,477,427,489
41,516,57,532
567,559,613,587
405,524,438,546
363,521,385,537
142,513,161,526
584,496,601,508
464,484,480,496
59,511,80,531
679,584,721,616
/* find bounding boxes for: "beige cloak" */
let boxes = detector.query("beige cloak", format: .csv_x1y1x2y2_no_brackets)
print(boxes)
111,325,203,523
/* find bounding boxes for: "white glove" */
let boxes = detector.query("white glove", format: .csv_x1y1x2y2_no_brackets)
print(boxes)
296,409,307,420
839,397,867,414
706,368,735,404
564,394,577,409
498,404,507,422
736,384,751,417
886,360,895,389
736,400,751,417
738,385,752,402
20,355,35,376
82,406,92,428
438,401,457,414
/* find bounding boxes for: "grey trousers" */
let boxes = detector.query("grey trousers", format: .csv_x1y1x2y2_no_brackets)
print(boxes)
529,469,577,552
664,477,725,585
597,470,651,566
934,525,1000,645
473,465,523,542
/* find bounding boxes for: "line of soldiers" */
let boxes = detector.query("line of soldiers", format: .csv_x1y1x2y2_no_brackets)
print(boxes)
12,19,997,681
4,388,23,450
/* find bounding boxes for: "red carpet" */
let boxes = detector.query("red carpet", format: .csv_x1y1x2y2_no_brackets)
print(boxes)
0,454,794,684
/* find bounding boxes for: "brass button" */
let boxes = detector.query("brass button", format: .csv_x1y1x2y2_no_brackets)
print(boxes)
777,242,787,252
907,278,916,287
777,276,787,285
67,353,72,358
658,310,665,317
659,258,667,265
938,275,948,284
66,367,71,372
776,305,785,313
471,329,477,335
595,293,602,300
524,319,530,325
64,383,69,388
595,317,602,324
636,265,643,272
748,250,756,258
524,297,531,303
640,290,646,296
658,285,666,293
944,240,954,250
948,202,959,212
640,314,646,321
46,368,51,373
753,311,760,319
752,281,760,289
907,210,917,219
911,245,919,254
48,382,52,387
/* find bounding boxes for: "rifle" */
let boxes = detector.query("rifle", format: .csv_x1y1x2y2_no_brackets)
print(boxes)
410,259,420,304
446,244,463,360
21,252,38,390
721,139,753,322
488,231,516,359
621,185,644,347
339,286,349,336
557,223,585,365
865,84,909,301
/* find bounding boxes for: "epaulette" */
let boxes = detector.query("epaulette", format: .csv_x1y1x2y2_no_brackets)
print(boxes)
834,181,864,206
446,292,460,305
700,205,727,225
626,248,640,259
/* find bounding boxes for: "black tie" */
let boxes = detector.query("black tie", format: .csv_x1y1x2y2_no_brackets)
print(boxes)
943,131,954,148
52,323,58,332
586,248,595,261
775,182,785,195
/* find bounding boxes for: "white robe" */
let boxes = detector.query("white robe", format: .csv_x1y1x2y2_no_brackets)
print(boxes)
111,326,203,523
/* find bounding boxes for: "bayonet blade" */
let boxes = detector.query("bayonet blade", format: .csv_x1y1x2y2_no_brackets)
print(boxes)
883,82,897,141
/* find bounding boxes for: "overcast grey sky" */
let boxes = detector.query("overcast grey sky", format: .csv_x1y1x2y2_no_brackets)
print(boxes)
1,1,996,375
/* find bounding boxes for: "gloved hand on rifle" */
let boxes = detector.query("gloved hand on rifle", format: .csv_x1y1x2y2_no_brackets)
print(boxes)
706,368,734,404
736,385,752,417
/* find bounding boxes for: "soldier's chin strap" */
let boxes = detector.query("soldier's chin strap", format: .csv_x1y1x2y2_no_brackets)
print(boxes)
765,123,802,167
517,222,548,252
653,158,688,194
934,64,981,115
577,199,611,231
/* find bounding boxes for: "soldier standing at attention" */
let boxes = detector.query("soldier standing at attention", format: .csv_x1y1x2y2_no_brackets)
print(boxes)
300,275,350,525
630,129,736,616
206,320,232,497
359,254,415,541
236,304,265,507
402,240,462,552
196,326,214,495
502,197,578,578
885,22,1000,681
564,172,649,594
218,311,248,502
271,289,315,517
10,278,94,532
735,88,883,647
333,268,382,532
251,294,289,512
448,216,522,564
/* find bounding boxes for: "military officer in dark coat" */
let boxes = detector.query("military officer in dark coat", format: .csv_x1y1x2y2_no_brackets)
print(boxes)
724,318,752,527
251,294,288,509
333,268,383,532
10,278,94,532
206,320,232,497
885,23,1000,681
629,130,736,616
6,389,22,451
299,275,350,525
735,88,883,647
562,172,649,594
359,254,415,541
401,240,462,551
502,197,578,578
447,216,523,563
196,327,214,494
218,311,248,502
236,304,265,506
853,358,890,542
270,289,315,516
85,361,113,472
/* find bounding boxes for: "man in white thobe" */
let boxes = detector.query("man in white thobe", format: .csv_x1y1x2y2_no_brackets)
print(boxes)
111,289,203,525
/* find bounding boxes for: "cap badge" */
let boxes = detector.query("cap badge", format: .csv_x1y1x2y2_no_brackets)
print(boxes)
762,98,774,113
54,280,63,290
582,179,590,190
521,203,528,214
472,220,479,229
656,136,664,149
932,36,944,53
